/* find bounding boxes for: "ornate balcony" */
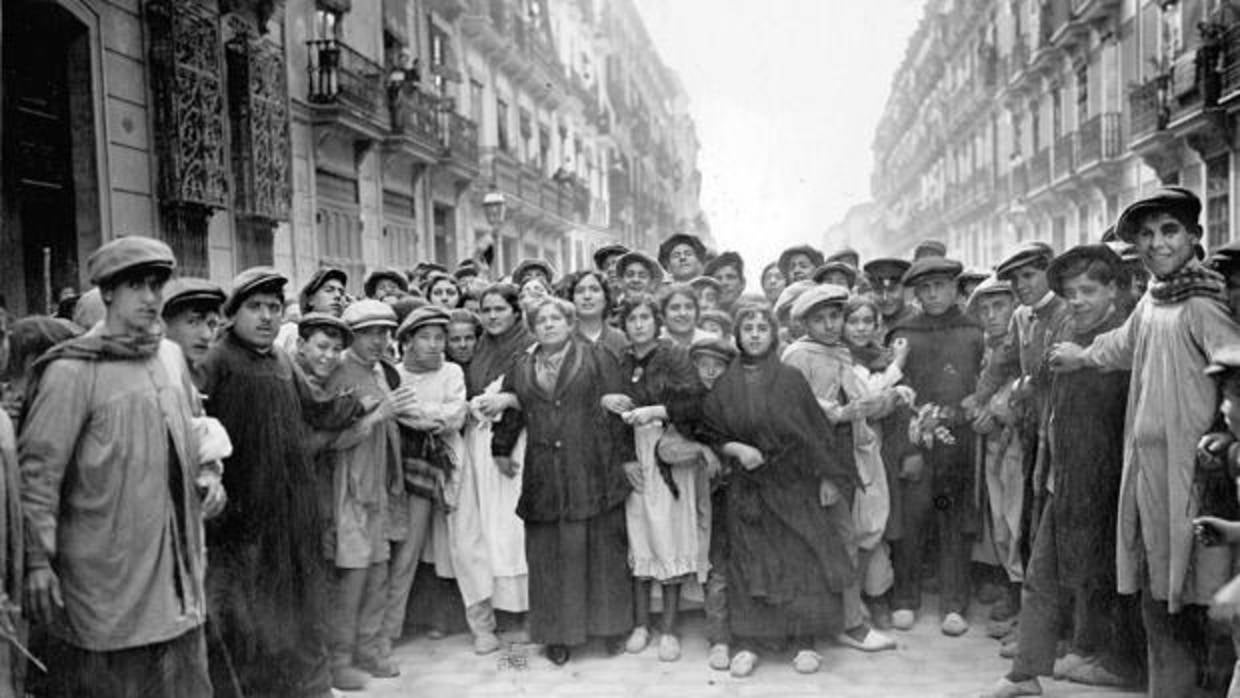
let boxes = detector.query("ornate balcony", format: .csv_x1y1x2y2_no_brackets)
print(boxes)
386,84,441,162
1077,112,1123,167
306,39,387,139
1128,79,1165,143
1052,132,1075,181
441,112,480,176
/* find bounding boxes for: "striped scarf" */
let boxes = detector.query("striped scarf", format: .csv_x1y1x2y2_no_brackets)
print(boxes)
1148,263,1228,306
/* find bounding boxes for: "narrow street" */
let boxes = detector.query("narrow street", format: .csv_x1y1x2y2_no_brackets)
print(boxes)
361,601,1145,698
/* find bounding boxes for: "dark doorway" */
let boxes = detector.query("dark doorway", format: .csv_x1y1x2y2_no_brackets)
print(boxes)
433,204,457,268
2,1,96,315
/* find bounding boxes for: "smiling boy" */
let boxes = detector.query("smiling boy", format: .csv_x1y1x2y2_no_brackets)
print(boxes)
1051,187,1240,697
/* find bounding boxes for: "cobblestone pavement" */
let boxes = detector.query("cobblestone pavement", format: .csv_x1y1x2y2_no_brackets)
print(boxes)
357,602,1145,698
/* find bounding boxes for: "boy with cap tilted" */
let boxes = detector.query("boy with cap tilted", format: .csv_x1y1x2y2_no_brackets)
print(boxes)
161,277,226,387
275,267,349,355
1051,187,1240,697
887,257,985,638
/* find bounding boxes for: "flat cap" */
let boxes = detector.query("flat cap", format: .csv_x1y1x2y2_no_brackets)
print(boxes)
902,257,963,287
617,251,665,285
1208,240,1240,275
825,247,861,268
513,258,556,287
698,308,733,331
224,267,287,316
162,277,225,318
965,275,1014,314
777,245,824,275
342,298,397,331
412,262,448,278
995,242,1054,280
453,260,481,280
1115,186,1202,243
790,284,850,322
957,267,990,287
689,275,722,293
689,335,738,363
87,236,176,286
772,279,817,320
811,261,858,288
593,243,630,270
1046,244,1123,296
704,250,744,277
299,267,348,312
863,257,912,284
363,267,410,298
298,312,353,344
396,304,451,342
658,233,706,268
913,240,947,260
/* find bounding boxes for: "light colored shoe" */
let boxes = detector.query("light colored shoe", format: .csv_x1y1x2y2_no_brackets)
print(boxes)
976,677,1042,697
1052,652,1087,679
708,643,730,671
330,665,369,692
941,612,969,637
1063,658,1130,687
624,625,650,654
729,650,758,678
836,627,897,652
892,608,916,630
657,633,681,662
999,638,1019,659
792,649,822,674
473,632,501,655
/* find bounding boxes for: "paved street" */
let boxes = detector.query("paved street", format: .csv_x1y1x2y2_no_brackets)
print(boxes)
359,601,1145,698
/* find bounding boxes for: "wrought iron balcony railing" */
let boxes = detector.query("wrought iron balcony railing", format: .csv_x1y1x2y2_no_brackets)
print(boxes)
443,112,479,168
306,39,385,115
389,84,440,145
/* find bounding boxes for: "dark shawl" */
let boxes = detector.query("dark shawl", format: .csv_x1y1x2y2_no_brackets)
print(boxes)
700,354,859,605
467,318,534,398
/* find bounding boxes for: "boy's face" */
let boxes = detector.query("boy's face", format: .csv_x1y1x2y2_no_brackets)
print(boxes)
351,326,392,364
693,354,728,389
232,292,283,349
711,264,744,306
913,275,959,316
804,304,845,345
976,293,1016,339
298,329,344,380
1133,211,1200,279
873,279,905,318
1009,265,1050,307
786,254,815,282
1060,273,1117,330
164,306,221,368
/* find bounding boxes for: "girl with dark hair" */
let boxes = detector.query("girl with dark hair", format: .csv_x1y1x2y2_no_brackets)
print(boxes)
562,270,626,357
699,304,858,678
603,294,707,662
658,284,711,349
445,309,483,368
423,273,464,310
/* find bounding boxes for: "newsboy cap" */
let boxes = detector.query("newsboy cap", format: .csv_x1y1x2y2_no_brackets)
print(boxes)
224,267,287,316
811,261,858,288
593,243,630,270
1046,244,1124,296
790,284,850,323
863,258,912,285
965,275,1014,315
87,236,176,286
825,247,861,269
704,250,744,278
396,305,451,343
902,257,963,287
299,267,348,313
161,277,226,319
342,298,397,331
298,312,353,344
1115,186,1202,243
617,251,665,285
913,240,947,260
363,267,410,299
513,258,556,287
777,245,825,276
995,242,1055,280
658,233,707,268
689,335,738,363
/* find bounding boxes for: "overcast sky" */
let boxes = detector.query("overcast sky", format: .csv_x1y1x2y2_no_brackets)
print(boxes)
633,0,925,274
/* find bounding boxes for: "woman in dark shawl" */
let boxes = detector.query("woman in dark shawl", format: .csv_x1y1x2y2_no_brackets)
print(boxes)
699,304,859,678
489,297,634,665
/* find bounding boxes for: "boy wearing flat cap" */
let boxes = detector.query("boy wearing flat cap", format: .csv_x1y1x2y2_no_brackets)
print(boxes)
778,245,824,284
275,267,349,355
1051,187,1240,698
659,233,707,283
200,267,370,697
20,236,222,697
863,258,916,332
162,277,226,385
887,258,985,638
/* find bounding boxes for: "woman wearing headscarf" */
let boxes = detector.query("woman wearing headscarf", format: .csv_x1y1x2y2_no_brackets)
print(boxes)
699,304,858,678
488,297,633,665
604,294,708,662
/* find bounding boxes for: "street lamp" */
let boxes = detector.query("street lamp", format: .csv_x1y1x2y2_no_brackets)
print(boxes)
483,190,507,227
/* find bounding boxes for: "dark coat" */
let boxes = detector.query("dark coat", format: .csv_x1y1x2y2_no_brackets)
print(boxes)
616,339,704,434
493,339,633,523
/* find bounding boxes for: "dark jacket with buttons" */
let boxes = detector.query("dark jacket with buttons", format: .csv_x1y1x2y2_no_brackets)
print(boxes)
493,338,634,523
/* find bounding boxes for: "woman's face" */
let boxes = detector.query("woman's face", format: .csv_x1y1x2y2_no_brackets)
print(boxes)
534,304,572,348
738,314,774,357
843,305,878,347
429,279,461,309
446,322,478,364
623,263,652,295
761,266,786,301
404,325,446,364
624,304,659,347
480,292,517,336
519,278,550,314
663,292,698,336
573,274,607,319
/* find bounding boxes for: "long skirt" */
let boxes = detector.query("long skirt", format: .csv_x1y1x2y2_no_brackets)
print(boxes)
625,422,706,582
525,505,633,646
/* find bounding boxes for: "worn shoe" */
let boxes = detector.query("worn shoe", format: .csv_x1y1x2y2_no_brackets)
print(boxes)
474,631,502,655
941,612,969,637
1063,658,1130,687
892,608,917,631
1052,652,1087,679
356,655,400,678
624,625,650,654
976,677,1042,697
708,643,730,671
729,650,758,678
546,644,571,666
330,665,369,692
999,637,1020,659
792,649,822,674
657,633,681,662
986,617,1017,639
836,627,897,652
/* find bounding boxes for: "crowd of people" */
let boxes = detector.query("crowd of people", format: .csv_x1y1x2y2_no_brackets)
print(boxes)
2,185,1240,697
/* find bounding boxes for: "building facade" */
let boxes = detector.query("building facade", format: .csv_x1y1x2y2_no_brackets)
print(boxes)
0,0,704,314
871,0,1240,267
